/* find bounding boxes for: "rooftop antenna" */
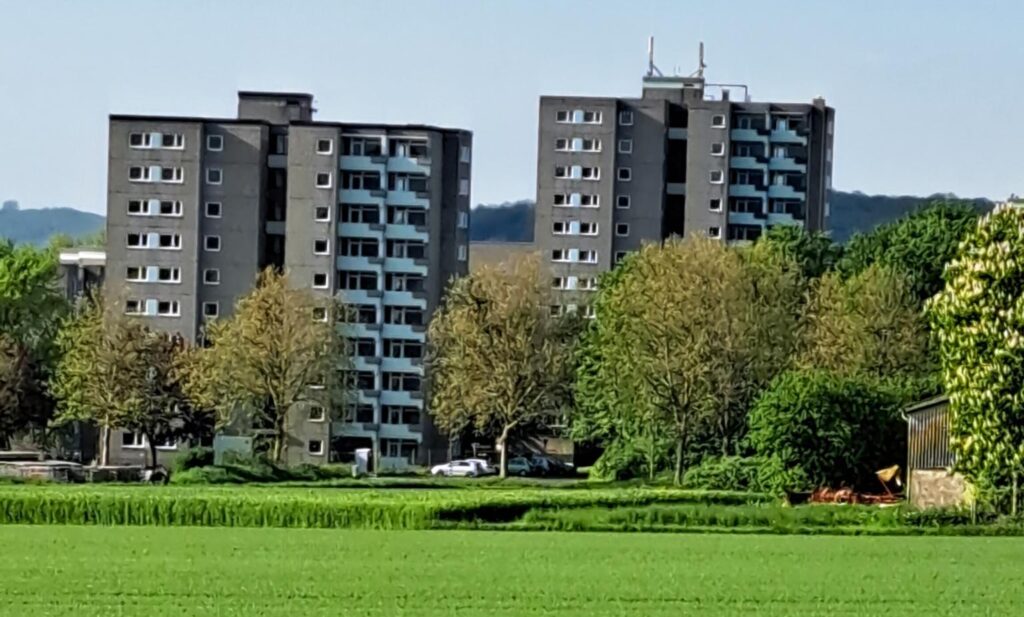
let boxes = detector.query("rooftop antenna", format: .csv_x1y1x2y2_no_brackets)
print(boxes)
690,42,707,78
647,36,663,77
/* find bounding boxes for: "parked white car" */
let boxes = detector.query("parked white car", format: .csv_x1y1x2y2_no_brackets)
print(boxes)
430,460,481,477
463,458,496,475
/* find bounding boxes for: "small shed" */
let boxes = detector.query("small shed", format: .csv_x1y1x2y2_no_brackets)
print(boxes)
905,395,967,509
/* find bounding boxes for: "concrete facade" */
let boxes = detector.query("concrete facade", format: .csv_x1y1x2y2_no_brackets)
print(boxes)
105,92,470,468
535,74,834,312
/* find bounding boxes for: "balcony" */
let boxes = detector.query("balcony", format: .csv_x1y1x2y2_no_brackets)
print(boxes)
382,323,426,340
339,322,382,338
383,290,428,308
339,155,386,173
379,423,423,441
387,156,431,175
729,184,766,199
668,128,688,140
353,356,383,371
337,255,385,272
384,256,428,275
339,289,383,306
766,212,799,227
666,183,686,195
338,222,385,239
768,184,806,200
333,420,378,438
730,156,767,171
382,356,423,374
385,223,429,242
357,389,381,403
768,157,807,173
769,128,807,145
728,212,765,227
380,390,421,407
731,129,768,143
387,190,430,208
340,188,387,203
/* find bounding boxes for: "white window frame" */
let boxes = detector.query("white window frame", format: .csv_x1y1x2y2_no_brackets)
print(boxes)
582,110,602,124
128,133,152,149
316,139,334,155
307,440,325,456
203,268,221,286
617,139,633,154
709,226,722,239
618,110,634,126
579,249,598,264
309,406,327,422
157,267,181,284
457,211,469,229
616,195,631,209
127,200,150,216
580,222,599,236
617,167,632,182
711,114,727,128
206,134,224,152
614,251,628,264
312,273,329,289
314,206,331,222
615,223,630,237
121,431,146,448
204,235,221,252
156,300,181,317
459,178,470,196
316,172,333,189
313,239,330,255
555,138,570,152
459,145,471,163
160,167,184,184
580,194,600,208
709,198,723,212
125,233,149,249
158,201,183,217
124,299,144,316
128,166,151,183
202,302,219,318
158,234,182,250
206,168,223,185
125,267,145,282
457,244,468,262
711,142,725,156
581,167,600,181
709,170,724,184
205,202,222,218
555,110,570,123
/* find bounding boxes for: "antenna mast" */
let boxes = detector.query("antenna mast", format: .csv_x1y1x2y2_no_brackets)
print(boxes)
691,42,707,78
647,36,663,77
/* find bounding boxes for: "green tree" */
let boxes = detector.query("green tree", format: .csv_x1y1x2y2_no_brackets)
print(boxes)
927,206,1024,495
427,255,576,477
181,269,347,464
839,201,979,304
747,370,905,491
757,225,842,279
801,264,931,380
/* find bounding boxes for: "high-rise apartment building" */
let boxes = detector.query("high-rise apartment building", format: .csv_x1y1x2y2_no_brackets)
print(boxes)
106,92,471,467
534,71,834,313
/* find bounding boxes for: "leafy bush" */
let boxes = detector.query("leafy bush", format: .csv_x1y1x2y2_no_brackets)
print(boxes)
747,370,905,491
172,447,214,474
683,457,766,492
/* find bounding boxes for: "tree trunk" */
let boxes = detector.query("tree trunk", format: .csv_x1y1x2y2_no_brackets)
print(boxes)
99,424,110,466
498,436,508,479
272,431,285,464
147,434,158,469
674,438,684,486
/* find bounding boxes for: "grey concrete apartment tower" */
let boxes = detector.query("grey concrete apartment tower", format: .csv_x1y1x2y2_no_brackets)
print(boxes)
105,92,471,468
534,73,834,312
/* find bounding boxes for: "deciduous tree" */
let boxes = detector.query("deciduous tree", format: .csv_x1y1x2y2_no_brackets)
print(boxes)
427,255,576,477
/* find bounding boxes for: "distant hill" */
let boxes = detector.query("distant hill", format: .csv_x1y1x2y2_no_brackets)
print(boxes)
0,201,105,246
470,191,994,244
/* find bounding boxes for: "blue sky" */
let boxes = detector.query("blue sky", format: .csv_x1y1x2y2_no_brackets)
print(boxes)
1,0,1022,214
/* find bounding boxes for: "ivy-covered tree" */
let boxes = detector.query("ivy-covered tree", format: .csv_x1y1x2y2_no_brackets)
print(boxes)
839,201,980,304
757,225,842,279
427,255,577,477
928,206,1024,494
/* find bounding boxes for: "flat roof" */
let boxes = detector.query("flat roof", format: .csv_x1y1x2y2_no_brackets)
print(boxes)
289,120,470,134
108,114,468,134
904,395,950,415
110,114,271,126
238,90,314,100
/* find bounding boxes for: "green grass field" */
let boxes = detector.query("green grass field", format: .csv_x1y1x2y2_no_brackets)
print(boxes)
1,526,1021,616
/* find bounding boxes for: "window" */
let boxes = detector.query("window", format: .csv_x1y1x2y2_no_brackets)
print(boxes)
617,139,633,154
581,167,600,180
555,138,570,151
309,406,326,422
709,170,724,184
157,267,180,283
161,133,184,149
555,110,570,123
316,172,333,189
314,206,331,222
158,234,181,249
709,226,722,239
126,233,149,249
343,136,384,156
552,276,565,290
203,269,220,285
205,202,222,218
347,338,376,357
552,221,569,235
580,138,601,152
619,110,634,126
204,235,221,252
617,167,632,182
383,339,423,359
709,198,722,212
128,166,149,182
386,239,426,259
579,250,598,264
341,171,381,190
202,302,219,318
582,110,602,124
711,114,726,128
383,406,421,426
341,203,380,223
157,300,180,316
161,167,183,183
128,133,151,148
582,305,597,319
124,299,143,315
385,273,425,292
338,270,378,291
387,206,427,226
313,239,330,255
614,251,628,265
122,431,145,448
339,237,381,257
615,223,629,237
312,273,329,288
343,305,378,325
458,244,468,262
616,195,631,209
711,142,725,156
384,306,423,326
579,277,598,291
391,172,428,193
125,266,145,282
460,146,471,163
127,200,150,215
316,139,333,155
312,307,328,322
155,201,180,217
384,372,421,392
551,249,568,262
580,222,598,236
554,166,569,179
459,178,470,196
457,211,469,229
580,194,599,207
207,135,223,151
550,305,563,316
307,440,325,456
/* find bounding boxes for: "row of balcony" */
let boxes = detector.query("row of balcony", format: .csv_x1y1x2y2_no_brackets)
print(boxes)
341,322,427,340
341,289,428,309
339,189,430,208
339,155,431,175
333,420,423,441
729,184,806,200
350,355,425,374
727,212,801,228
338,222,429,242
729,156,807,173
336,256,429,276
730,127,808,145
